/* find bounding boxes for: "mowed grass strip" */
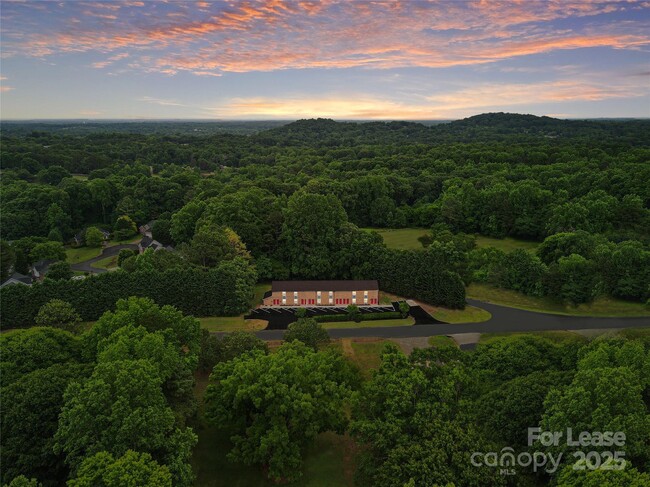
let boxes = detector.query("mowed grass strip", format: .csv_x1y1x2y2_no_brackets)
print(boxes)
197,283,272,332
428,305,491,323
197,316,268,332
467,283,649,317
321,317,414,329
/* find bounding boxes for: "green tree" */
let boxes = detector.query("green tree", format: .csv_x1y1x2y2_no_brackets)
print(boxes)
183,225,250,268
216,331,268,363
85,227,105,248
45,261,73,281
398,301,410,318
82,297,201,371
113,215,137,241
0,327,82,388
540,367,649,467
347,304,362,322
152,219,173,246
554,463,650,486
3,476,41,487
351,345,505,487
170,201,205,244
54,360,197,486
204,342,354,482
544,254,600,304
68,450,172,487
29,241,66,263
1,364,91,485
117,248,136,267
280,192,348,278
34,299,82,333
1,240,16,281
284,318,330,350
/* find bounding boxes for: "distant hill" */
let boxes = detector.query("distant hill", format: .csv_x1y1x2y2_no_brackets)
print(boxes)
258,113,650,146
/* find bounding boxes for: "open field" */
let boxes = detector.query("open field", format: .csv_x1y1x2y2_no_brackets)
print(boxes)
467,283,650,317
362,227,427,250
428,305,491,323
474,235,540,253
364,228,540,253
322,317,414,329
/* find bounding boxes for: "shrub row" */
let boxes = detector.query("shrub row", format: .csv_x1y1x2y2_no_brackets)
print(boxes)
314,311,402,323
0,261,257,329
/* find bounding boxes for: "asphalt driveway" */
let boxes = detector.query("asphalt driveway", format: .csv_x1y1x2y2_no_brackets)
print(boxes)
70,244,139,273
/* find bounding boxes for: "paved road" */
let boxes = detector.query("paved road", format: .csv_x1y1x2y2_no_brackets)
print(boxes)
70,244,139,273
253,298,650,340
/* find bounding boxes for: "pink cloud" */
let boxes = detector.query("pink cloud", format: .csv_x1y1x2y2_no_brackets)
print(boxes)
3,0,648,77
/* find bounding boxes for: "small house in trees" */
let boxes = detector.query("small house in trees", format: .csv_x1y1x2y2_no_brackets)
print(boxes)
263,280,379,307
73,227,110,246
139,220,156,236
31,259,55,280
0,272,32,288
138,235,165,253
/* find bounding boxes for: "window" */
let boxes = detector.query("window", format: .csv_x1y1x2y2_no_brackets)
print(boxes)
329,291,333,304
352,291,357,304
294,291,298,304
282,291,286,305
317,291,321,305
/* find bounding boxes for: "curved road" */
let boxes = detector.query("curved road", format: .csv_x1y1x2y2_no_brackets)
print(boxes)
254,298,650,340
71,244,139,273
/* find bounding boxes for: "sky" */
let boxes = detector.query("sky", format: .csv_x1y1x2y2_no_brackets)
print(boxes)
1,0,649,120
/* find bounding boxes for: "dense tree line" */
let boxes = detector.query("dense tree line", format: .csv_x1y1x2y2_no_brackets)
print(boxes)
0,261,256,329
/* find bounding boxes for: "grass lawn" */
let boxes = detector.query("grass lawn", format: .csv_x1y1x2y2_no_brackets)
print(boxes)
108,234,142,245
429,305,491,323
322,317,414,329
349,339,392,377
65,246,102,264
428,335,458,348
91,255,118,270
467,283,650,317
474,235,540,253
198,283,272,332
362,227,427,250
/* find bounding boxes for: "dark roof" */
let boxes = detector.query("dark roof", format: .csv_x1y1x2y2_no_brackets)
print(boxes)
140,236,153,247
271,280,378,292
1,272,32,286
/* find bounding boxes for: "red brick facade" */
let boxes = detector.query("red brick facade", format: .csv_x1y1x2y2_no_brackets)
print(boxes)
263,280,379,307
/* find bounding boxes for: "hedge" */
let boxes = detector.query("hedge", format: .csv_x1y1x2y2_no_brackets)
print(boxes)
314,311,402,323
375,247,466,309
0,260,257,329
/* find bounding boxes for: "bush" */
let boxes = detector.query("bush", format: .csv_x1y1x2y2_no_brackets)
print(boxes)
314,311,402,323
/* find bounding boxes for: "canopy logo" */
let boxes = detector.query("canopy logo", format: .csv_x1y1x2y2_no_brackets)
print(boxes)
470,428,627,476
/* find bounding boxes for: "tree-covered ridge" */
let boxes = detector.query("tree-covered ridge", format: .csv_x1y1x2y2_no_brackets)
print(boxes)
1,114,648,321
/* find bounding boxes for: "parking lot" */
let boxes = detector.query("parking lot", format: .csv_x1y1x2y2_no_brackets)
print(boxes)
245,302,441,330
